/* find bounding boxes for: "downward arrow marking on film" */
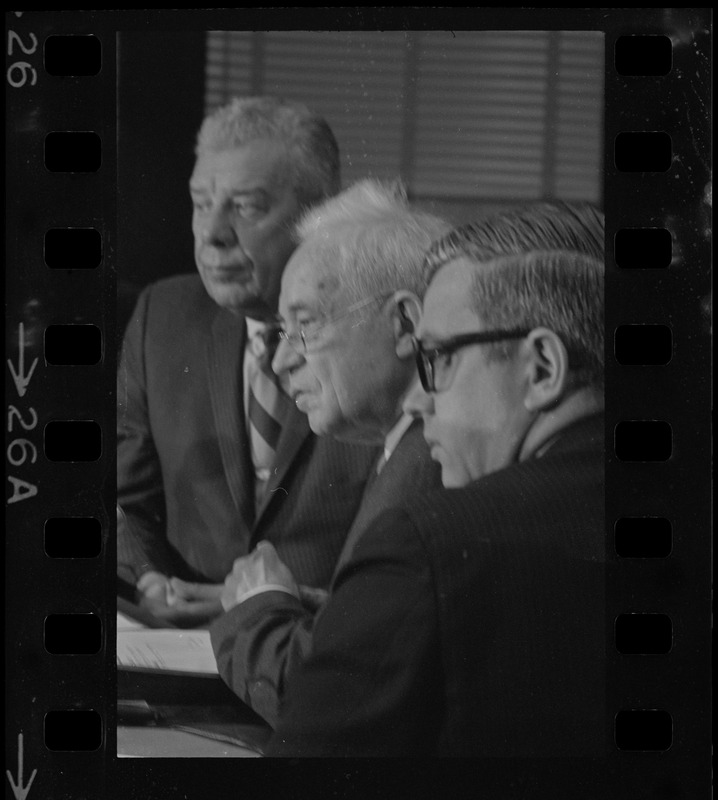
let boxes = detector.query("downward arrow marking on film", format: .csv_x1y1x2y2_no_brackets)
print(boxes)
7,323,38,398
6,732,37,800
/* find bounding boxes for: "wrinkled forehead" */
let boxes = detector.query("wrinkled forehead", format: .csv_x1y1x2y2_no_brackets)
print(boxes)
279,242,342,319
418,257,481,340
190,140,291,189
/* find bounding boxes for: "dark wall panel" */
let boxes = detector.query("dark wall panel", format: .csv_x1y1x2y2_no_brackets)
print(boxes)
117,31,206,306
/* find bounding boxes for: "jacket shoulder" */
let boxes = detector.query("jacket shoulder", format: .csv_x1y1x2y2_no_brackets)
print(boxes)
380,421,442,498
143,273,215,311
408,443,603,540
136,273,240,334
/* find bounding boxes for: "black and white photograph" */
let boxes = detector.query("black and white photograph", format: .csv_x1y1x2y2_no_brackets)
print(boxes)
4,9,711,800
116,27,607,758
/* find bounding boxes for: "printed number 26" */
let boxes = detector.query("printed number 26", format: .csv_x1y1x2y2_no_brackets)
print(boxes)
7,31,38,88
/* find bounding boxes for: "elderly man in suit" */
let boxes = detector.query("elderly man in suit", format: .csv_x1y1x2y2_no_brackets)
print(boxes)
253,208,606,756
210,198,606,738
117,97,377,627
209,179,448,724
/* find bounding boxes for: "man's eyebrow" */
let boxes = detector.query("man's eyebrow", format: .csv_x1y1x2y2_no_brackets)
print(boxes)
286,300,315,315
189,186,267,199
230,188,268,200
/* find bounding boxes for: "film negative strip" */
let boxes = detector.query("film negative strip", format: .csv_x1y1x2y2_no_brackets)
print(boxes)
5,8,711,799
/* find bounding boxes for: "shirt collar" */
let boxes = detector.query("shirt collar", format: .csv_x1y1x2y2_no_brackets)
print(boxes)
383,412,415,464
245,317,266,342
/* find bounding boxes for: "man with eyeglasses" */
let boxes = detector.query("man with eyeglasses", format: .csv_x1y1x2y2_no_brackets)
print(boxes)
209,179,448,725
260,212,606,756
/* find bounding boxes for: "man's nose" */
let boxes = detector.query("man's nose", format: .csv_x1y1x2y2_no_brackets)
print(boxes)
272,336,304,377
403,380,434,419
203,205,238,247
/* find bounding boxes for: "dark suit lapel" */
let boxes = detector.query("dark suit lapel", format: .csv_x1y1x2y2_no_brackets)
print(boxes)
332,458,381,575
332,419,431,576
206,311,255,529
255,402,312,523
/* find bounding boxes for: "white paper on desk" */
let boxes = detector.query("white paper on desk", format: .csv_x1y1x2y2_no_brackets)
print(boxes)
117,611,145,631
117,629,218,676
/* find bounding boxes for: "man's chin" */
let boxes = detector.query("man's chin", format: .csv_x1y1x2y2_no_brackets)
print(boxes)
305,409,333,436
306,410,360,442
205,284,271,316
439,463,465,490
328,422,384,446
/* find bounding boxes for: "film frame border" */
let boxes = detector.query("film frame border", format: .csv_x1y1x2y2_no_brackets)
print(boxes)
4,8,712,799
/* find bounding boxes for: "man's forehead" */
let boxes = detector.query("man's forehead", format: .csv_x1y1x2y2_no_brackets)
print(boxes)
419,257,477,338
280,247,339,314
190,141,289,187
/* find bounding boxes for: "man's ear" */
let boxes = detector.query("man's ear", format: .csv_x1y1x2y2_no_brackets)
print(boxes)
522,327,570,412
391,291,422,359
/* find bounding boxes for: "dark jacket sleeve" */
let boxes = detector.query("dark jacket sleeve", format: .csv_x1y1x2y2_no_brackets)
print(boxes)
265,508,441,757
117,285,175,582
209,591,314,728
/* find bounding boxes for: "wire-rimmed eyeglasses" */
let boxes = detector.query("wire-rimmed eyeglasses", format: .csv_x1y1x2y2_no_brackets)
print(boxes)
278,293,391,354
413,328,530,393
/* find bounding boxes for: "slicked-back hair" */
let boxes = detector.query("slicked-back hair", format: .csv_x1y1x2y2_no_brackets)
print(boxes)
295,179,450,312
196,96,341,206
469,250,604,390
423,201,604,287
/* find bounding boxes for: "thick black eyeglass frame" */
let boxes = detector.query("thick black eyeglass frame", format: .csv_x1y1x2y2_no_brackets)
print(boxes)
413,329,531,393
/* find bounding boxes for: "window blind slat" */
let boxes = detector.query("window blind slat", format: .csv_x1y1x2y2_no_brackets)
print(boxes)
204,30,603,205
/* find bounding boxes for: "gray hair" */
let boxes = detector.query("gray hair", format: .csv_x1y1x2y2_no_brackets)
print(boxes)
295,179,449,310
196,96,341,206
468,250,604,390
423,201,604,286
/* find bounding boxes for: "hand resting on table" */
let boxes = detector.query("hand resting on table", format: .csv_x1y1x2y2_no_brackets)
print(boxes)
135,571,223,628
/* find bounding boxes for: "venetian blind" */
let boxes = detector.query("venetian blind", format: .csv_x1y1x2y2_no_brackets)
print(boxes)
205,30,603,205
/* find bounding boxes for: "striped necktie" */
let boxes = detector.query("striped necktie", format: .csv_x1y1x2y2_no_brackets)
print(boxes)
247,324,289,501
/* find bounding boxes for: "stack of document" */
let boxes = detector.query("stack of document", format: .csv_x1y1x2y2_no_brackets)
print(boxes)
116,610,272,753
117,626,218,677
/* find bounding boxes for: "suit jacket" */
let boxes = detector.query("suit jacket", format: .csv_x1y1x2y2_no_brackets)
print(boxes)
266,413,606,757
209,419,442,726
117,274,378,588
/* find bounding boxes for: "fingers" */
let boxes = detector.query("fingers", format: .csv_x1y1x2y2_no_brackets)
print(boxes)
229,545,268,580
297,584,328,612
138,591,223,627
229,541,278,571
231,555,249,575
172,597,223,626
136,571,171,602
169,577,194,595
298,584,329,605
254,541,286,576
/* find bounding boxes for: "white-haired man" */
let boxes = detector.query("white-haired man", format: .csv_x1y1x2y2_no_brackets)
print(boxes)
210,196,607,746
117,97,377,627
256,215,607,756
209,179,447,724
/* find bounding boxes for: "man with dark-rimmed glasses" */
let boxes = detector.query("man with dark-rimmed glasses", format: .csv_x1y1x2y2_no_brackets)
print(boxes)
262,205,607,757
